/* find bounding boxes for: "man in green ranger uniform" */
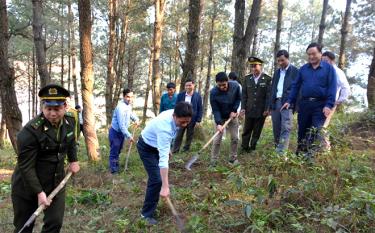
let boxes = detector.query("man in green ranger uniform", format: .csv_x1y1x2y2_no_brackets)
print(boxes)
11,84,80,233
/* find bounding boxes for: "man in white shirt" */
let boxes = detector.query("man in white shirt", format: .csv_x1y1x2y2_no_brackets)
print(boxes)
172,79,203,153
270,50,299,154
322,51,351,150
137,102,192,225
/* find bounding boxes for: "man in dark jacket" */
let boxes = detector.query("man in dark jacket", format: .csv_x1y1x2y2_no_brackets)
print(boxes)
240,57,272,152
210,72,241,165
11,84,80,233
172,79,203,153
270,50,299,154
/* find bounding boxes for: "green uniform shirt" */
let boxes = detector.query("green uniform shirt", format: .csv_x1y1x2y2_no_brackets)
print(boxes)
11,113,77,196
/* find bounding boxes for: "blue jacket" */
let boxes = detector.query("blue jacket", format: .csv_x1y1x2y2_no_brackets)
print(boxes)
176,91,203,124
270,64,299,110
210,81,241,125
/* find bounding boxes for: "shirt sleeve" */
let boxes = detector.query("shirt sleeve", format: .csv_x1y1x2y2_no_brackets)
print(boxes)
210,91,223,125
233,85,241,112
287,69,303,105
241,78,247,110
159,95,165,113
67,118,78,162
17,128,43,195
265,77,272,111
156,129,172,168
336,70,351,103
117,106,132,138
196,94,203,123
325,65,337,108
130,111,139,123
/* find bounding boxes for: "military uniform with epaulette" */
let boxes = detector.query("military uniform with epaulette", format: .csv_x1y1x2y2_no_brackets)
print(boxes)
241,57,272,151
11,84,78,233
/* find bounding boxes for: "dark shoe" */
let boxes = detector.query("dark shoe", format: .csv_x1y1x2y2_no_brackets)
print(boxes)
229,158,239,165
141,215,158,225
240,147,251,154
182,147,190,152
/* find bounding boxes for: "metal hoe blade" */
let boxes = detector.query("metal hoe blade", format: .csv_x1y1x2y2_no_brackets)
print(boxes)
185,154,198,170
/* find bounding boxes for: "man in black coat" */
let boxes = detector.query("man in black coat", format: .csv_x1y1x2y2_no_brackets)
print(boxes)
11,84,80,233
270,50,299,154
240,57,272,152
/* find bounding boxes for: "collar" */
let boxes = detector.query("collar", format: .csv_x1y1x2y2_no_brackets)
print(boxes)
185,91,194,97
308,61,323,69
123,99,130,105
281,64,290,72
171,115,178,132
253,73,262,80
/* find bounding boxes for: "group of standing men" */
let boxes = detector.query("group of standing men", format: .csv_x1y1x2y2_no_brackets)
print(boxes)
11,42,351,231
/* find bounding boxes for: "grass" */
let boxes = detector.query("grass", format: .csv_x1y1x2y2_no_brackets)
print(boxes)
0,111,374,232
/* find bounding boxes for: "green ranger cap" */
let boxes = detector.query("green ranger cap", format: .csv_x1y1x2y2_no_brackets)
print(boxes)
38,84,70,106
248,56,264,65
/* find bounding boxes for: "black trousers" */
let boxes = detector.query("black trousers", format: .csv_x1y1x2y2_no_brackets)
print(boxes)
241,116,266,150
137,136,162,218
172,121,196,152
12,191,65,233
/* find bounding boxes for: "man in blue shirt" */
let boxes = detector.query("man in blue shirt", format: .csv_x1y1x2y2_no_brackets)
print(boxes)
137,102,192,225
109,88,140,174
172,79,203,153
159,82,177,113
270,50,299,154
210,72,241,165
281,43,337,158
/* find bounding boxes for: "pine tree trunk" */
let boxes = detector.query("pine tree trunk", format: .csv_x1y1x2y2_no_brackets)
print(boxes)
317,0,329,45
32,47,37,116
180,0,203,89
231,0,262,83
105,0,117,127
0,112,5,149
231,0,245,75
143,48,153,124
114,0,130,109
174,21,180,85
67,0,72,92
152,0,166,114
338,0,352,69
78,0,100,161
273,0,283,74
0,0,23,153
198,36,206,95
68,0,79,106
32,0,50,87
251,27,259,56
60,1,65,87
203,3,217,117
28,53,32,121
127,47,137,89
368,47,375,110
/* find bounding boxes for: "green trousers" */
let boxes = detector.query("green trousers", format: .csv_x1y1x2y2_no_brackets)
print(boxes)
12,191,65,233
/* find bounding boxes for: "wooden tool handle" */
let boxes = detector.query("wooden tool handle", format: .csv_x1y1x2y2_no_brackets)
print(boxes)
199,118,232,152
34,171,73,216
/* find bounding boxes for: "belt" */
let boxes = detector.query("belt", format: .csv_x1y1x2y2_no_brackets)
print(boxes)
303,97,325,102
138,136,158,151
